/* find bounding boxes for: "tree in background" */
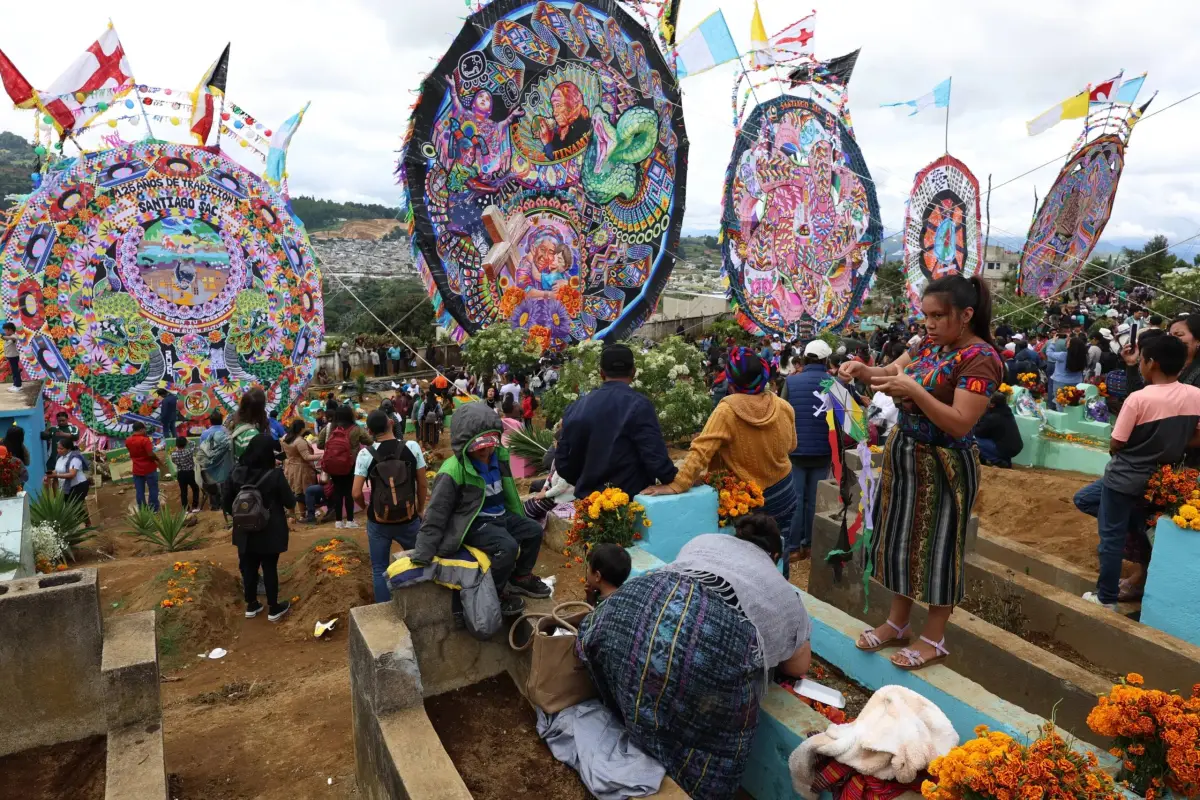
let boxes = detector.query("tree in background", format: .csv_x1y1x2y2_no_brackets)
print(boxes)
0,132,34,211
289,196,400,231
1124,235,1186,288
1150,269,1200,318
459,324,543,383
320,278,434,342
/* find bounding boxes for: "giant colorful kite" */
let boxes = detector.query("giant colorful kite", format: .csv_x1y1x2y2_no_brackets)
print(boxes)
0,143,322,446
402,0,688,349
1017,88,1154,298
901,154,982,314
721,53,881,337
0,30,320,448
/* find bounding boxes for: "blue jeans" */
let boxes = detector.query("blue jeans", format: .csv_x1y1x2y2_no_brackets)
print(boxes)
1073,479,1147,604
304,485,327,519
976,437,1007,466
133,472,160,511
367,517,421,602
788,460,829,552
7,357,20,388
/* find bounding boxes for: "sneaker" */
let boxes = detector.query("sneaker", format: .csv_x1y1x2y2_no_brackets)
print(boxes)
268,601,291,622
343,521,360,529
507,574,552,599
245,601,264,618
500,594,526,617
1082,591,1118,611
6,386,21,393
335,520,345,529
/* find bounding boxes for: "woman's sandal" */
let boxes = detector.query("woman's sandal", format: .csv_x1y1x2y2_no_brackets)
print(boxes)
856,619,911,652
892,636,950,671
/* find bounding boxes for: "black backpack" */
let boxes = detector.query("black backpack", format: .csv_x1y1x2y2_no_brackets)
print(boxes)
367,443,419,524
232,472,272,532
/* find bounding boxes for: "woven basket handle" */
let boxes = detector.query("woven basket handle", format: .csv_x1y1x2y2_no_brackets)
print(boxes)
508,612,549,651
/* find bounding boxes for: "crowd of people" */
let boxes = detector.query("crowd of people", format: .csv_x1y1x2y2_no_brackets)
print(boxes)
4,268,1196,799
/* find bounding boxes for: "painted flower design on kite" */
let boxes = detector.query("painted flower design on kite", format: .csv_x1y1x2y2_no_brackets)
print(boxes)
543,300,572,343
228,290,274,356
251,199,284,233
48,184,95,222
510,298,545,330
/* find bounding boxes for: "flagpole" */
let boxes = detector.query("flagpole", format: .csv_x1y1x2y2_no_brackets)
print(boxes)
944,76,952,154
133,84,155,139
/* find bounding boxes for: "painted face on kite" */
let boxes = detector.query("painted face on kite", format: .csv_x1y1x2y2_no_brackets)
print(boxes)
404,0,687,348
1019,136,1124,299
902,154,982,316
721,96,881,337
0,143,323,447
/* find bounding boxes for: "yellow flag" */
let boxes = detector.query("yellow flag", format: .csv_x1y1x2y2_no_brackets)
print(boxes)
750,1,772,67
1061,90,1089,120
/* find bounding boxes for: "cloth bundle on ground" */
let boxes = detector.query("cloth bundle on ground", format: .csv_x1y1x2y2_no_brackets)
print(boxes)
536,699,666,800
385,545,500,640
789,684,958,800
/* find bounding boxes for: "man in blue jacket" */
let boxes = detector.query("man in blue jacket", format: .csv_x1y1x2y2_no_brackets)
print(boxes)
782,340,834,560
556,344,678,498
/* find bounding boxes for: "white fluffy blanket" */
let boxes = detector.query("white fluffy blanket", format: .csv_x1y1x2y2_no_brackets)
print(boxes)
788,684,959,799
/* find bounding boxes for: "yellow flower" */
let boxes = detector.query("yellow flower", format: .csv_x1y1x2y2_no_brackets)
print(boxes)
1125,672,1144,686
643,519,652,527
588,504,601,520
1179,504,1199,520
1173,514,1188,527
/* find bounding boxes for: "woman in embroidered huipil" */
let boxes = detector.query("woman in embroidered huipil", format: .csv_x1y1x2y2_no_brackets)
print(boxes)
838,275,1003,671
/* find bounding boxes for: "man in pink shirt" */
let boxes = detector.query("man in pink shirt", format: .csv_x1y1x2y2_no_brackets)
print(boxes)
1073,335,1200,609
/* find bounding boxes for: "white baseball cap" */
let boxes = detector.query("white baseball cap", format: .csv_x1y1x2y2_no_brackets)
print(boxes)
803,340,833,359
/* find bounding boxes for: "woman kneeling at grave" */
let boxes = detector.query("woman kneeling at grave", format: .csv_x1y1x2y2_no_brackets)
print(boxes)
576,514,811,800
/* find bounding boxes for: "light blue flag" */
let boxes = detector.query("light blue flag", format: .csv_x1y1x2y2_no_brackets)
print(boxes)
1114,74,1146,105
881,78,951,116
674,10,740,79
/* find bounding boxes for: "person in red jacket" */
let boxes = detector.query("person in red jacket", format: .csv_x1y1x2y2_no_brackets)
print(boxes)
521,391,537,431
126,422,161,511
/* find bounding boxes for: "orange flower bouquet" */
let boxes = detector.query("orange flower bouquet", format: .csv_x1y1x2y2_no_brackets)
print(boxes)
1087,675,1200,798
705,471,764,527
922,723,1120,800
1144,466,1200,529
1055,385,1086,407
567,487,646,549
1017,371,1045,397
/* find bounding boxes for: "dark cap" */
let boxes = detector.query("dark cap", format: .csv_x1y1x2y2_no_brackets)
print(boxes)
600,344,635,375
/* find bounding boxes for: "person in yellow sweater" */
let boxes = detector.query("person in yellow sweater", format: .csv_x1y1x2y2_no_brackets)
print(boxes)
645,347,798,560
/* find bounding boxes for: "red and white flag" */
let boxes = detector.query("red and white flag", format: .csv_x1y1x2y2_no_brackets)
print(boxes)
39,25,134,134
1089,75,1120,104
0,48,36,109
768,12,816,62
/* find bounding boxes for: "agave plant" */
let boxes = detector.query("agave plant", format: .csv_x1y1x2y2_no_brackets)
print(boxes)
503,426,554,466
29,487,96,560
126,508,199,553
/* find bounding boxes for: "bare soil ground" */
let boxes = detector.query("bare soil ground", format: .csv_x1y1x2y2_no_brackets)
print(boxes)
425,674,587,800
0,735,106,800
310,219,401,241
66,422,573,799
975,464,1099,570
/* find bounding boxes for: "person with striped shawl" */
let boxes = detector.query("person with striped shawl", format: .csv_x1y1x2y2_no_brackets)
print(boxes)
839,275,1002,672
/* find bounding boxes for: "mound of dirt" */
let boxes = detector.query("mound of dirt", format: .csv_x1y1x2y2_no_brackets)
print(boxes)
125,560,243,670
975,465,1099,569
0,735,106,800
276,537,373,642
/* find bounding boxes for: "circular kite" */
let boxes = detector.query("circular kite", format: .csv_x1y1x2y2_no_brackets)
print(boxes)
902,154,982,315
402,0,687,348
1018,135,1124,298
0,142,324,447
721,94,881,337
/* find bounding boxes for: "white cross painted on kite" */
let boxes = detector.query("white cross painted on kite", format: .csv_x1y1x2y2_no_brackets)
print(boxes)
481,204,529,284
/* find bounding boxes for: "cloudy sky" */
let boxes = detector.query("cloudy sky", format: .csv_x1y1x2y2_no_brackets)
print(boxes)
3,0,1199,256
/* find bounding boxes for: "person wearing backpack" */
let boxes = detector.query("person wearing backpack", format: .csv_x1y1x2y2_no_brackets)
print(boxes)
419,391,442,448
353,410,428,601
49,436,91,525
197,410,234,512
222,433,295,622
318,404,368,528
